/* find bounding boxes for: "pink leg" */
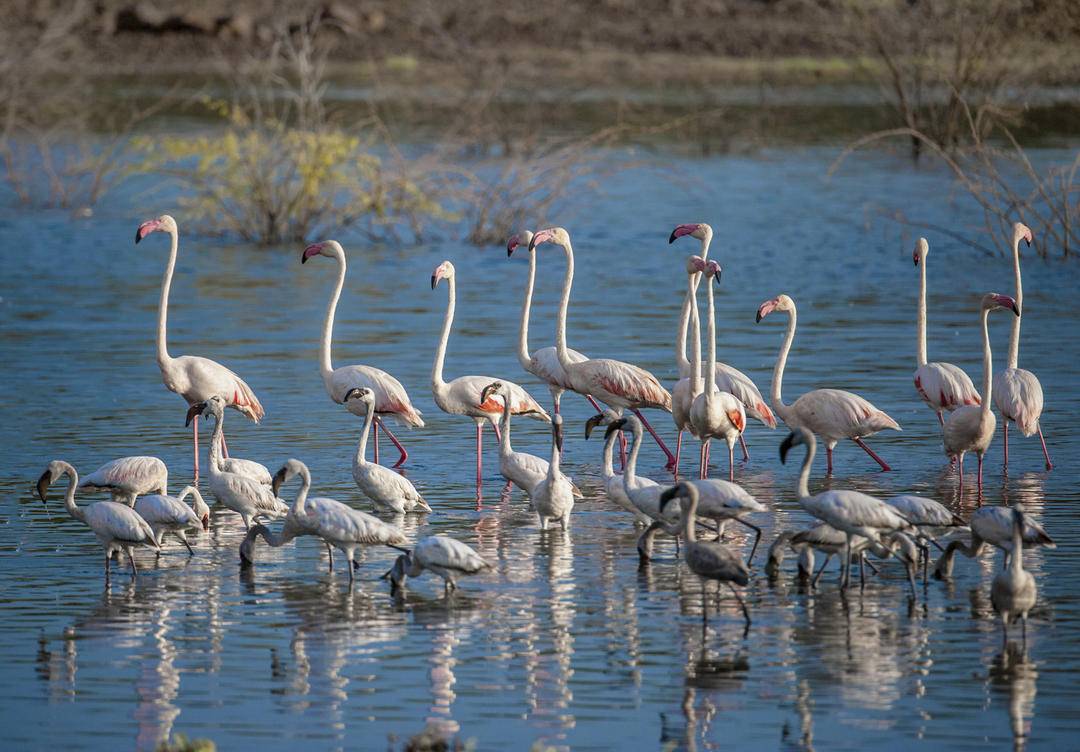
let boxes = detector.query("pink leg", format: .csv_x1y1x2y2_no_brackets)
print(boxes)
631,409,677,472
738,434,750,463
937,411,945,429
1002,421,1009,471
957,454,965,495
728,444,735,482
619,432,628,470
378,420,410,468
977,453,984,494
852,437,891,472
1038,426,1053,471
826,445,834,474
373,419,380,465
585,395,604,412
475,423,484,488
699,441,708,480
192,416,199,483
674,431,683,478
491,420,502,444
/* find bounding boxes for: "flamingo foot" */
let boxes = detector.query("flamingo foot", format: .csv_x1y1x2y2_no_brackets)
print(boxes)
853,437,891,472
1038,426,1053,471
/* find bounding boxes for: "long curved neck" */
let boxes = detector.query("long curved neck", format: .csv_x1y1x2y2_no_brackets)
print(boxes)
245,524,288,548
355,405,375,466
601,430,615,478
432,277,455,391
916,256,928,366
676,288,691,377
1009,519,1025,575
623,423,643,486
293,468,312,517
704,276,717,401
156,228,179,367
549,429,561,476
555,240,575,370
1007,240,1023,369
689,277,702,394
320,250,346,382
979,309,993,420
518,251,537,371
62,465,85,524
797,438,815,500
770,310,796,420
498,393,512,454
207,414,224,471
682,490,699,543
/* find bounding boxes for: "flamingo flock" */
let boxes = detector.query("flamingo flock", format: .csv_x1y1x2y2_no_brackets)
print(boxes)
34,215,1055,646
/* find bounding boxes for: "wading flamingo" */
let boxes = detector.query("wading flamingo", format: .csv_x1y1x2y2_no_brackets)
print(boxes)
187,397,289,529
36,460,158,580
344,387,431,514
242,459,408,583
779,428,915,589
993,223,1052,471
689,260,746,480
430,260,550,491
757,294,900,473
507,230,603,417
532,415,575,531
78,456,168,506
933,505,1054,580
136,215,264,482
384,536,492,594
135,486,211,552
529,227,675,469
991,508,1038,646
913,238,981,429
671,255,707,475
943,293,1020,493
585,410,652,525
301,240,424,467
670,223,775,466
659,482,752,628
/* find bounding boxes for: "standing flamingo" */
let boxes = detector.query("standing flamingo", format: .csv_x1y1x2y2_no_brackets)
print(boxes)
384,535,492,594
671,254,707,475
993,223,1052,471
507,231,603,417
933,505,1055,580
585,410,652,525
669,223,775,466
757,294,901,473
529,227,676,469
135,486,211,551
991,508,1038,646
78,456,168,506
943,294,1020,492
530,415,575,531
36,461,159,580
690,260,746,481
136,215,264,481
913,237,981,428
301,240,424,467
430,260,550,490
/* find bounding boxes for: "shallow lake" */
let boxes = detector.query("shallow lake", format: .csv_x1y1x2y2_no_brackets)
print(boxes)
1,144,1078,750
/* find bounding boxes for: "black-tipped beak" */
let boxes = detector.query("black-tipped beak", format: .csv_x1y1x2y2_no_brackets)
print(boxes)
755,309,764,323
658,484,680,512
668,230,678,244
584,414,603,440
201,514,210,531
712,268,722,286
343,388,362,402
35,471,50,504
185,402,206,427
430,274,437,290
300,249,309,264
271,467,287,498
555,421,564,453
603,418,628,441
1024,237,1031,247
779,433,795,464
134,227,142,244
1012,302,1021,317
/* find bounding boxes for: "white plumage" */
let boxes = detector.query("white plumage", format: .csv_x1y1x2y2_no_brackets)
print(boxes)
77,456,168,506
386,535,492,593
991,508,1039,645
532,415,575,531
934,506,1054,579
585,410,651,525
885,495,965,530
134,486,210,552
609,416,681,561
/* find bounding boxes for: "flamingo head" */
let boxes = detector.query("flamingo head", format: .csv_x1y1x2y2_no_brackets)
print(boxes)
239,523,269,566
301,239,343,264
704,259,722,283
685,255,706,275
35,461,66,505
479,381,506,405
528,227,569,251
668,223,711,244
431,260,455,289
506,230,534,257
343,387,376,413
913,237,929,266
658,482,689,513
271,458,306,498
779,427,813,464
982,292,1020,317
382,553,411,589
134,215,176,244
756,293,794,323
602,416,629,442
584,409,620,439
1013,222,1033,248
185,395,225,427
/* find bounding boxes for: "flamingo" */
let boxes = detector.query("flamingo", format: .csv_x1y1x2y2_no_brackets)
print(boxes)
933,506,1054,580
187,396,289,529
531,415,575,531
912,237,981,429
689,260,746,481
134,486,211,552
765,531,816,581
36,460,159,580
430,260,550,490
343,387,431,514
384,536,492,594
241,459,408,583
507,230,603,416
669,223,775,467
529,227,676,469
77,456,168,506
943,293,1020,492
991,508,1038,646
885,493,967,581
779,427,915,589
993,223,1053,471
584,410,652,525
301,240,424,467
480,380,582,498
670,254,708,474
135,215,264,482
775,524,918,594
757,294,901,473
659,482,752,627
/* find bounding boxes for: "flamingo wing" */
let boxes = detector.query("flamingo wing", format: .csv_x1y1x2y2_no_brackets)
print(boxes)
450,375,551,421
713,362,776,427
686,542,750,585
914,362,981,413
805,490,912,535
690,478,765,514
175,355,265,422
790,388,900,440
580,359,672,411
134,494,201,529
79,456,168,495
86,501,157,544
415,536,491,574
303,498,407,545
219,457,273,486
992,367,1044,435
329,365,424,427
886,495,964,527
970,507,1055,549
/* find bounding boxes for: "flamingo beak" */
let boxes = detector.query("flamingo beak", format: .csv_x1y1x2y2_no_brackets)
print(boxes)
913,250,920,266
506,235,520,257
584,414,604,439
712,266,722,286
668,224,699,244
343,387,362,402
135,219,160,244
603,418,628,441
185,402,206,427
1023,228,1032,246
658,484,680,512
756,299,776,323
271,467,287,498
35,471,51,504
480,383,498,404
528,229,554,252
555,423,564,453
779,433,795,464
201,514,210,531
301,242,323,264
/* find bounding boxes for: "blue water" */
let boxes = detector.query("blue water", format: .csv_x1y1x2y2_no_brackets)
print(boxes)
1,145,1077,751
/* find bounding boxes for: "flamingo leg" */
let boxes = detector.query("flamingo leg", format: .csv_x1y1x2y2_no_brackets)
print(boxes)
937,411,945,429
728,442,735,482
826,445,834,474
378,419,410,468
1002,421,1009,471
373,419,380,465
674,431,683,478
729,584,751,627
630,409,677,472
220,430,230,459
977,453,984,493
699,440,708,480
738,434,750,463
1038,426,1053,471
852,437,891,472
585,395,604,412
735,519,763,565
192,416,199,483
619,431,628,470
475,423,484,488
326,543,334,572
957,454,965,496
811,554,832,588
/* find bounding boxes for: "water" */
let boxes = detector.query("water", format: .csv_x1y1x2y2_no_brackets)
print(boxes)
1,146,1078,751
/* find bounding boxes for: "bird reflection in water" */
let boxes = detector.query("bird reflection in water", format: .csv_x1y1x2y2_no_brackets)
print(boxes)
987,642,1038,751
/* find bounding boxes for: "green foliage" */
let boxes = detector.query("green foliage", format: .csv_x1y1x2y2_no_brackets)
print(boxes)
155,733,215,752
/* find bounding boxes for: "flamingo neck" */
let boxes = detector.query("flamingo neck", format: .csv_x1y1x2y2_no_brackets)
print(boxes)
601,429,615,478
681,488,699,543
797,436,815,500
498,392,513,456
689,275,703,396
319,248,346,384
676,287,691,377
207,414,224,473
980,309,993,421
1008,518,1025,575
770,309,796,422
704,274,718,402
156,228,178,368
517,250,537,372
623,421,643,486
246,524,287,549
549,429,561,476
355,404,375,467
555,238,575,371
432,276,455,393
61,463,85,524
916,255,928,366
293,467,312,517
1007,238,1023,369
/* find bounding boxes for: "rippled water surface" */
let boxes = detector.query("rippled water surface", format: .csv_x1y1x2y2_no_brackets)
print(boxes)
1,148,1078,751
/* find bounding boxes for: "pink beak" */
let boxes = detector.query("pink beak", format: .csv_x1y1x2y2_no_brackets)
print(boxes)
301,242,324,264
528,229,556,251
993,293,1020,316
913,249,920,266
506,234,521,257
431,265,445,289
134,219,161,244
669,224,700,244
756,299,778,323
1022,227,1033,246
